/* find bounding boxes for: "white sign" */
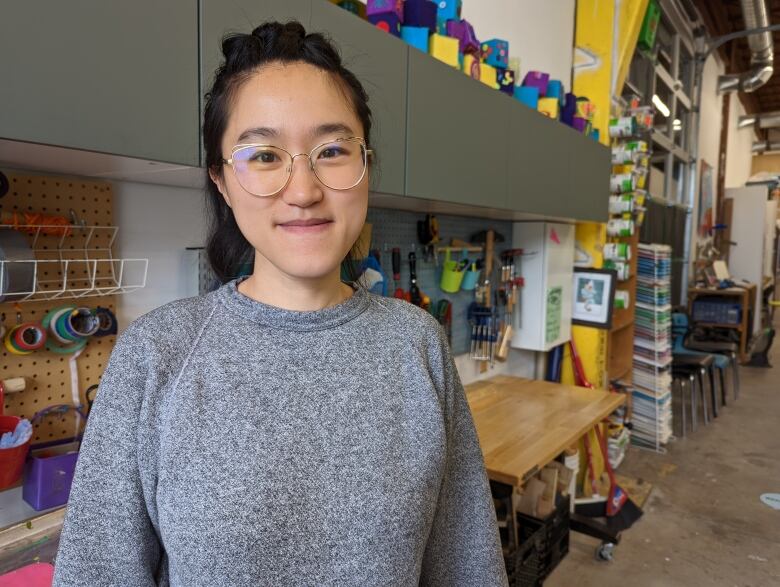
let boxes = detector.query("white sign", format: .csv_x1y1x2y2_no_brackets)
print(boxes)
759,493,780,510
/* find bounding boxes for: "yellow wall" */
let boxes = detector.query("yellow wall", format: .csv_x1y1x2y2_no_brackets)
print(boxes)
752,154,780,175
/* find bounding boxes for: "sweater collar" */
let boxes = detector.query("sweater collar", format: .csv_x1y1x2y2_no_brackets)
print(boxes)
218,277,370,332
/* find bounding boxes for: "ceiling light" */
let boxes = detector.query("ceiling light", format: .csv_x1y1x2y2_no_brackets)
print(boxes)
652,94,670,117
673,119,682,131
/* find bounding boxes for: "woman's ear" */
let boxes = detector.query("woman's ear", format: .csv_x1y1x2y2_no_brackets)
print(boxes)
209,168,232,209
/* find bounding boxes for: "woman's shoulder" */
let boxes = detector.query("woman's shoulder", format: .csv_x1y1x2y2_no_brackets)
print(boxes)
363,292,446,345
117,291,219,352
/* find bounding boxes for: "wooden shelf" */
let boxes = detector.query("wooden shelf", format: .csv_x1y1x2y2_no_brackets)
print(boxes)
611,307,634,332
690,322,741,329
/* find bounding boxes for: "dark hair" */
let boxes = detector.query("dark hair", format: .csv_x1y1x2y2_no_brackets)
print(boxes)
203,21,372,283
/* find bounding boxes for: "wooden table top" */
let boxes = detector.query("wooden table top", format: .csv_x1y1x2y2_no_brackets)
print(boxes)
688,284,756,296
465,375,625,487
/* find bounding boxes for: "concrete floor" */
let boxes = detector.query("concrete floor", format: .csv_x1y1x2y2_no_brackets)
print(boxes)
548,342,780,587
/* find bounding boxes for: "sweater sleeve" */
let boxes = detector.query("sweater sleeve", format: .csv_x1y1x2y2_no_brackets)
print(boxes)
53,325,161,586
419,326,509,587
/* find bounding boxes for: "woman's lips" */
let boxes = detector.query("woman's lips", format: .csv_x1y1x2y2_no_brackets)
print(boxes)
277,218,333,234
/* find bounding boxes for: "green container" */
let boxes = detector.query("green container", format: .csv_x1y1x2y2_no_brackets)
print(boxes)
638,0,661,52
440,250,466,293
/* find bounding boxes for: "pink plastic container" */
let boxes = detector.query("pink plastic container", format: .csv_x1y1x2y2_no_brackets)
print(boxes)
0,563,54,587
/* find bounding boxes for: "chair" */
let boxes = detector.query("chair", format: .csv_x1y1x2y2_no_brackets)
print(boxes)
672,313,731,415
673,311,740,402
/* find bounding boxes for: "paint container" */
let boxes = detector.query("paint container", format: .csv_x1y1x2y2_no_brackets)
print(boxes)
603,242,631,261
608,116,637,138
610,173,636,194
609,194,635,214
614,290,630,310
604,260,630,281
607,218,635,237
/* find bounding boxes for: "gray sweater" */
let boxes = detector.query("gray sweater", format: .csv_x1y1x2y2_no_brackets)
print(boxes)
53,280,508,586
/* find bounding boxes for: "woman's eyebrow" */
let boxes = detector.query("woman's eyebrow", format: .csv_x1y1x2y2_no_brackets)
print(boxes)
236,126,279,143
312,123,355,138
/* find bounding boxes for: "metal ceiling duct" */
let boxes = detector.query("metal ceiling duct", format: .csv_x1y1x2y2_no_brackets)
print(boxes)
752,141,780,153
739,111,780,129
718,0,774,93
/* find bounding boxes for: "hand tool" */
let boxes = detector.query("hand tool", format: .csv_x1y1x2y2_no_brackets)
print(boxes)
392,247,404,299
408,251,422,306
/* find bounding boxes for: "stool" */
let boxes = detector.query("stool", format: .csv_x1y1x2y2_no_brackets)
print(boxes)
673,354,715,425
684,339,740,402
671,373,695,436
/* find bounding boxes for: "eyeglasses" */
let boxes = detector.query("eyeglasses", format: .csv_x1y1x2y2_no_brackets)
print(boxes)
222,137,373,197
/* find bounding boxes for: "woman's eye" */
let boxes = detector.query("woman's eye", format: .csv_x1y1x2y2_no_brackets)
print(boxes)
319,147,343,159
249,150,278,163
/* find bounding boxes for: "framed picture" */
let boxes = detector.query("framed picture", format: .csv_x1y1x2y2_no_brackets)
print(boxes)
572,268,617,329
698,160,714,238
704,266,718,287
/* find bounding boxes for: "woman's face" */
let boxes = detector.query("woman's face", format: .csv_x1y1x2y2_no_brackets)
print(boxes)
212,62,369,282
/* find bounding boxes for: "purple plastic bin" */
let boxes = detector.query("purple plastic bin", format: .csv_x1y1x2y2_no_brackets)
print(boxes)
562,93,577,126
522,71,550,97
23,444,79,510
367,0,403,19
21,404,85,511
403,0,437,32
572,116,589,133
446,19,479,54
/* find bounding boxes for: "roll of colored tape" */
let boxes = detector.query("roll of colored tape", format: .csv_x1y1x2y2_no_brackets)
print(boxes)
94,307,118,337
45,336,87,355
5,329,33,355
65,307,100,338
12,322,46,351
54,307,81,343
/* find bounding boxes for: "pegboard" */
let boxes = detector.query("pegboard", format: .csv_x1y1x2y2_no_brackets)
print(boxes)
0,170,116,444
365,208,514,355
195,207,515,357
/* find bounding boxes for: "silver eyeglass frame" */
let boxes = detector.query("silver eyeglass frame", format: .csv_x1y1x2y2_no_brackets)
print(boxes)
222,136,373,197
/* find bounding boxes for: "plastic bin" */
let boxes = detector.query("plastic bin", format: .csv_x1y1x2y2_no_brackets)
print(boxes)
22,405,85,511
0,384,32,490
510,495,571,585
0,415,31,489
692,298,741,325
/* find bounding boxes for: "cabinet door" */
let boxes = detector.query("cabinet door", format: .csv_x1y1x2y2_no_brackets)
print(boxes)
200,0,313,165
566,130,609,222
406,50,510,208
507,108,569,218
0,0,199,166
508,105,608,222
310,2,408,196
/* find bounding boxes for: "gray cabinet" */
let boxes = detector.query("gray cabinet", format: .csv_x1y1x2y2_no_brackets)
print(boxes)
310,2,408,196
0,0,199,166
507,105,608,222
406,50,510,209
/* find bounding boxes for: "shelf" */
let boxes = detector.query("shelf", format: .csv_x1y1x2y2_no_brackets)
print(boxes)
611,307,634,332
689,322,741,330
0,258,148,303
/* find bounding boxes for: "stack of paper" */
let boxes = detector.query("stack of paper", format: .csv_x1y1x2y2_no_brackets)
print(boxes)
631,244,674,450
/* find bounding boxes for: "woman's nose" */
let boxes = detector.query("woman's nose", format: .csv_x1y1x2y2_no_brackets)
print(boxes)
280,154,324,207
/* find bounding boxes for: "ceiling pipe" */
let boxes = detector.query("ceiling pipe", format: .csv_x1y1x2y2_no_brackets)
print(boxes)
717,0,774,93
752,141,780,154
738,111,780,129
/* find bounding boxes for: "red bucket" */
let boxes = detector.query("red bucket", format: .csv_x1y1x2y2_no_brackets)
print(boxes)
0,383,32,489
0,415,31,489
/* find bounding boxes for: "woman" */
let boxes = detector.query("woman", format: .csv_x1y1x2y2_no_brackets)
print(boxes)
53,21,507,586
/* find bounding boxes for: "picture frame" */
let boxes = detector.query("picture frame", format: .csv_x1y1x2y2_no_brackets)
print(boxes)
704,265,718,287
698,160,714,238
572,268,617,329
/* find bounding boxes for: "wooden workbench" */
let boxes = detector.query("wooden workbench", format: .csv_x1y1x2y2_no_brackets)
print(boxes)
465,375,625,488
